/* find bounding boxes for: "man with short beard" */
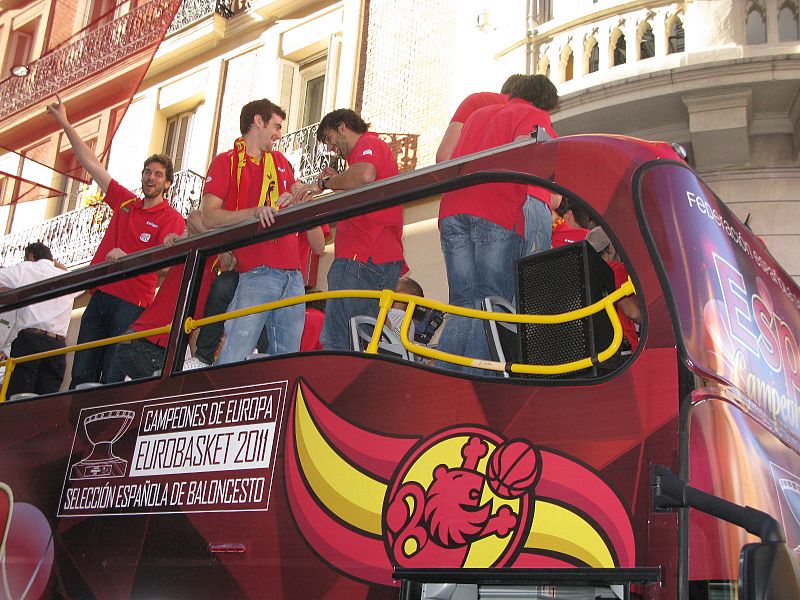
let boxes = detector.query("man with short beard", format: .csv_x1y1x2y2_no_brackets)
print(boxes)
47,95,185,386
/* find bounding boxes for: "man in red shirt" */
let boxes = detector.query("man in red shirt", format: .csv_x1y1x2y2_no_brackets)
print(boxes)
201,98,321,363
551,198,590,248
435,74,522,164
291,109,404,351
47,95,186,386
114,211,214,379
436,75,559,373
585,227,642,352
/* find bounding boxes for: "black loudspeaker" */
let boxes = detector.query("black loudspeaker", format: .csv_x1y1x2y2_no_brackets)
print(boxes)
516,240,615,377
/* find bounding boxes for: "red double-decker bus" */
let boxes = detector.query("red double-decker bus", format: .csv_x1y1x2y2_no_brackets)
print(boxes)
0,134,797,599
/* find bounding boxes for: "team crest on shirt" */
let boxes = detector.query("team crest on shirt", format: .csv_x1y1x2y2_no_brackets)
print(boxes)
362,149,373,156
139,233,152,243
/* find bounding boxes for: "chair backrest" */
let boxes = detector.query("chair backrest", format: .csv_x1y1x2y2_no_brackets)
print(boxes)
482,296,518,378
349,316,411,361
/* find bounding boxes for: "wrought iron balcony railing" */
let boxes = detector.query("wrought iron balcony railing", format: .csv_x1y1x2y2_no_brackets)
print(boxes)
0,127,418,268
275,122,419,182
0,170,204,269
0,0,179,122
167,0,235,35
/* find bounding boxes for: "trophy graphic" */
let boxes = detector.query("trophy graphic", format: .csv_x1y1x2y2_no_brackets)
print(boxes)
70,410,136,480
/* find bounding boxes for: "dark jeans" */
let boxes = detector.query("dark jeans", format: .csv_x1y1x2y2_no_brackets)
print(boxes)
7,329,66,397
194,270,269,365
70,291,144,387
321,258,403,351
115,336,166,381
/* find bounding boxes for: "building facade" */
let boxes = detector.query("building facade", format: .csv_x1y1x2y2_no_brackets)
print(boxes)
0,0,798,303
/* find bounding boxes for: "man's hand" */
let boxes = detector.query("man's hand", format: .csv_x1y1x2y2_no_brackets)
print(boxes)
319,166,338,179
252,205,276,227
290,182,321,206
163,230,187,247
46,93,69,126
106,248,128,262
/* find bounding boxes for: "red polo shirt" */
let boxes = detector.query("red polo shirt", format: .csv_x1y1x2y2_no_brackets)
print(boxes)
451,91,508,123
93,180,186,307
204,150,300,272
334,132,404,264
130,262,214,347
439,99,557,235
552,221,589,248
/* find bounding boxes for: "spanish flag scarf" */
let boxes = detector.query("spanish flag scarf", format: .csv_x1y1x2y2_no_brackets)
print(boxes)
229,137,281,209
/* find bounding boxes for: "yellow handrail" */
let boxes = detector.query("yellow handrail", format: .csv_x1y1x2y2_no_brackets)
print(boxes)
0,279,637,402
0,326,169,403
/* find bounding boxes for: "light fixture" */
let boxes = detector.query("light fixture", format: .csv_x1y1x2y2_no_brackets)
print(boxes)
10,64,29,77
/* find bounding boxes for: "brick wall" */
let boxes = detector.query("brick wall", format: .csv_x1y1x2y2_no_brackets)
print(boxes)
357,0,458,167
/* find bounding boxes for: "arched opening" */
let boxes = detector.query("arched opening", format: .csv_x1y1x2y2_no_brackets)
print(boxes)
668,18,685,54
779,1,800,41
746,3,767,44
564,48,574,81
587,40,599,73
613,31,626,66
640,23,655,59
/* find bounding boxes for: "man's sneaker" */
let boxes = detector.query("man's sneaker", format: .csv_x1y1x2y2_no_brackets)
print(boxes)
183,356,210,371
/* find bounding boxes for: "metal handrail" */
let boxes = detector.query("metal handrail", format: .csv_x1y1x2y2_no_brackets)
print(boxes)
0,281,635,402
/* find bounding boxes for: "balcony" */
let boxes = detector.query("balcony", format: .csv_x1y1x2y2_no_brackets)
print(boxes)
0,0,180,125
166,0,236,35
275,122,419,182
0,127,418,268
0,170,204,269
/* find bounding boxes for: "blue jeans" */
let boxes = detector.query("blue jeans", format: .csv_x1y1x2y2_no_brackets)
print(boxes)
216,266,304,364
71,291,145,387
436,215,523,375
321,258,403,351
523,195,553,257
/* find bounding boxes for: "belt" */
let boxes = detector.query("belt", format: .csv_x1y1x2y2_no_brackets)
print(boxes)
21,328,65,343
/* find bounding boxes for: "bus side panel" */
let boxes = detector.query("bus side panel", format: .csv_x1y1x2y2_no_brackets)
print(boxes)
0,349,679,598
688,396,800,583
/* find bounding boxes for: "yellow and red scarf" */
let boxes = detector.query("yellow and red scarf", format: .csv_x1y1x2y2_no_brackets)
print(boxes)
229,137,281,210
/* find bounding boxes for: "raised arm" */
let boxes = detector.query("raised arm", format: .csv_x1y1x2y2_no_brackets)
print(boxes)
46,94,112,193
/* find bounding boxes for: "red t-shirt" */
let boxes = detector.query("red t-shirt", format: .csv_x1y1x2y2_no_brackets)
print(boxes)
300,307,325,351
204,150,300,272
334,132,404,264
609,261,639,352
93,180,185,307
552,221,589,248
130,262,214,347
450,92,508,123
439,99,557,235
298,223,331,281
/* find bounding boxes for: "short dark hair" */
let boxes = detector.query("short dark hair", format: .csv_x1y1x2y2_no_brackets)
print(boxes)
397,276,424,297
240,99,287,136
500,74,524,95
25,241,52,261
316,109,370,141
143,154,174,184
510,75,559,112
555,198,590,229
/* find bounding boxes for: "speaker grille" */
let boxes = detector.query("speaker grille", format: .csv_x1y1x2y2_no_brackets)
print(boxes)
516,241,615,377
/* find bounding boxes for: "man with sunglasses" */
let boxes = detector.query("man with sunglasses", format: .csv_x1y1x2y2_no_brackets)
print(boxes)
47,95,185,386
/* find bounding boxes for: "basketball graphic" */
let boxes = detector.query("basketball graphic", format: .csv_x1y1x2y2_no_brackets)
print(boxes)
487,440,542,499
